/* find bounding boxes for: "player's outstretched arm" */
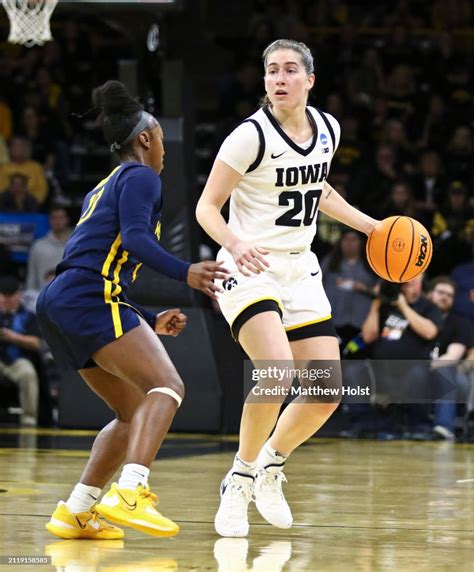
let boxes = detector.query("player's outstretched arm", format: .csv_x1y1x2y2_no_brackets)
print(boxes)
320,181,379,236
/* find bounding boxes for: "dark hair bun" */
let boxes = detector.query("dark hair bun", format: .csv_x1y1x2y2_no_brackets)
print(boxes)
92,81,143,118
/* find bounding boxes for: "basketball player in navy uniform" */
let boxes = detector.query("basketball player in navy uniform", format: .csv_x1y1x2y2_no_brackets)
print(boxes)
38,81,228,539
197,40,381,537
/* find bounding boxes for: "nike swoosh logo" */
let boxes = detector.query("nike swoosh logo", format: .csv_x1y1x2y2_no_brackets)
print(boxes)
311,270,320,276
74,516,87,529
271,151,286,159
117,491,137,510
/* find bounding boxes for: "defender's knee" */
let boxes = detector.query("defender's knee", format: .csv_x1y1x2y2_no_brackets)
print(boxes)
147,375,185,407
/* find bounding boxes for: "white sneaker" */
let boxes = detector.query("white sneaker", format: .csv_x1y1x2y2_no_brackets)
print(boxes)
254,466,292,529
214,472,254,537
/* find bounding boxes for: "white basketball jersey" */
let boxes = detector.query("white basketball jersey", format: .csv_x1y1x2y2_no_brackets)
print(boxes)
217,106,340,252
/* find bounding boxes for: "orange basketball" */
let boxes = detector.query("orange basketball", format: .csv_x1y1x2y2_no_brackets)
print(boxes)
366,216,433,282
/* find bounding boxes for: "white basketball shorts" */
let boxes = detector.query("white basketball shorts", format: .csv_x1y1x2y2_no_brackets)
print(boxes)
215,247,336,341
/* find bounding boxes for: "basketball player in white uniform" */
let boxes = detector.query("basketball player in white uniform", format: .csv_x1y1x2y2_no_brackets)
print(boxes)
197,39,380,537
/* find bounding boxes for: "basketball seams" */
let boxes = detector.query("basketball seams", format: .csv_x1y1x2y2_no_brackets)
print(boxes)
384,216,400,282
399,217,415,282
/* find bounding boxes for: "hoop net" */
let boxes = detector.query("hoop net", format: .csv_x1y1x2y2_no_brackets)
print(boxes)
1,0,58,47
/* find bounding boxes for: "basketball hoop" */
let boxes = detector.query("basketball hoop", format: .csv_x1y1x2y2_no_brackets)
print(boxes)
1,0,58,48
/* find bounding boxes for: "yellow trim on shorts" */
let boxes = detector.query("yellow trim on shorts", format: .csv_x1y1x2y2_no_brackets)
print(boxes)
284,314,332,332
230,296,283,331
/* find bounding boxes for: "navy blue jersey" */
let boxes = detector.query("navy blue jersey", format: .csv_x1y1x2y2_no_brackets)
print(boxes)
57,162,190,298
37,162,191,370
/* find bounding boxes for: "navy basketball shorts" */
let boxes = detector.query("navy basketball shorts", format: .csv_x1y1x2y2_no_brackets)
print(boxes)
36,268,142,370
215,247,337,341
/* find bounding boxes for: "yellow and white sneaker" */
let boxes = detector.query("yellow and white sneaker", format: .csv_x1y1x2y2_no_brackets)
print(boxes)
45,501,124,539
95,483,179,537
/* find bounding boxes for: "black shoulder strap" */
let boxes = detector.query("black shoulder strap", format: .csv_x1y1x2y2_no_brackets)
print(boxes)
315,108,336,152
243,119,265,173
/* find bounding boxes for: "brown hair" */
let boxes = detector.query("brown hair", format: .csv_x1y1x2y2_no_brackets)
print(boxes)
427,275,457,293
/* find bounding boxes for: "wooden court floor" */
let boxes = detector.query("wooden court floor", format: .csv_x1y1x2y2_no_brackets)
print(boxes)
0,429,473,572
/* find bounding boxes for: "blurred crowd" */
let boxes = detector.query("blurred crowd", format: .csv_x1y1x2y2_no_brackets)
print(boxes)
0,0,473,438
0,19,131,212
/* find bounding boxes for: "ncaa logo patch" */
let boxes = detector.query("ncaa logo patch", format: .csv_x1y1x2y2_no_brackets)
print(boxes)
223,277,238,291
320,133,328,146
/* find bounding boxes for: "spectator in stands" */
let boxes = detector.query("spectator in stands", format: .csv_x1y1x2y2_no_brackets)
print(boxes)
444,126,473,185
380,118,416,173
0,276,41,426
350,144,398,215
26,207,70,291
443,65,473,127
363,275,442,360
0,173,39,213
414,95,450,152
411,150,447,213
315,183,348,254
425,31,461,88
0,137,48,205
348,48,385,108
19,107,55,173
431,181,474,274
427,276,472,440
367,97,389,143
322,229,377,347
325,92,345,121
331,116,363,180
384,64,416,121
362,275,443,438
377,180,419,220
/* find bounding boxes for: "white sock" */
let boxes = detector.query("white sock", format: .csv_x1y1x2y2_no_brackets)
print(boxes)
231,454,257,479
257,442,288,471
65,483,102,514
117,463,150,490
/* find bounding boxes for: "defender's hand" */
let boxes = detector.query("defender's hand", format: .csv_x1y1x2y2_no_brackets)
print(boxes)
187,261,230,300
155,309,187,337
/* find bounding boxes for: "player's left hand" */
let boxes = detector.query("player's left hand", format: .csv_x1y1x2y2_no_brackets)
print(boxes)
155,309,188,337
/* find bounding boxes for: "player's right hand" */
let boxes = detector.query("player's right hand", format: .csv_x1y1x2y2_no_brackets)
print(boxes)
187,261,230,300
228,240,270,277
